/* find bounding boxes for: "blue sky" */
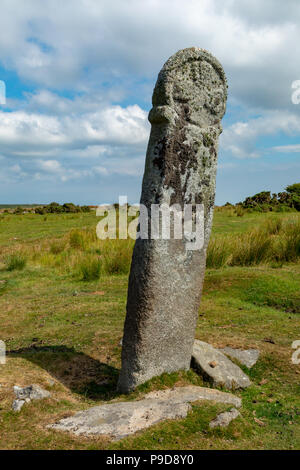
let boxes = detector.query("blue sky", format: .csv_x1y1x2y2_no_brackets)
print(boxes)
0,0,300,205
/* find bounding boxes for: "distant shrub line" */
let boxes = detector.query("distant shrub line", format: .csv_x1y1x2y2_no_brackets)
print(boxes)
35,202,91,215
7,202,91,215
227,183,300,213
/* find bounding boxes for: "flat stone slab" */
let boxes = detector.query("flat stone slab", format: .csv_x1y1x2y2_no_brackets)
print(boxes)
49,386,241,440
144,386,241,408
209,408,240,428
220,347,260,368
192,340,251,390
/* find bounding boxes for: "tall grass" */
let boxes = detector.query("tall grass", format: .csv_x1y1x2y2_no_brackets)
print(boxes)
206,238,230,268
67,231,134,278
230,229,272,266
5,253,27,271
50,239,66,254
274,218,300,262
4,215,299,275
78,256,102,281
264,217,283,235
69,230,86,250
103,241,133,275
206,216,300,269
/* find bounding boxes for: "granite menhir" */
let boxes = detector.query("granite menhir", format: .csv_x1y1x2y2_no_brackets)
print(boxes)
118,48,227,393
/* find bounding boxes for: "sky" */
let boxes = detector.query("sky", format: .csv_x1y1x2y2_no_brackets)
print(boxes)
0,0,300,205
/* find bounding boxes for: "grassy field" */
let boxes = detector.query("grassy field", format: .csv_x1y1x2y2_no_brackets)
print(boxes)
0,209,299,450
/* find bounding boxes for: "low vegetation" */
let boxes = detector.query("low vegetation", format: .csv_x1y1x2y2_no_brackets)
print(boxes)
206,216,300,268
0,202,91,215
3,213,299,277
35,202,91,215
0,208,299,450
5,253,27,271
233,182,300,213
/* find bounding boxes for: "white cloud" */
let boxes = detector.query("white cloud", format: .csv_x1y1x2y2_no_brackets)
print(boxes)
272,144,300,153
0,0,300,203
0,0,299,109
0,89,149,185
38,159,61,172
0,101,149,158
221,110,300,158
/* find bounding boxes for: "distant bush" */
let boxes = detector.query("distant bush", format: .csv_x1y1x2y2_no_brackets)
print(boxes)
69,230,86,250
104,251,132,275
239,183,300,213
50,239,66,254
286,183,300,196
13,206,24,215
81,205,91,213
35,207,48,215
6,253,27,271
35,202,91,215
78,257,102,281
235,205,245,217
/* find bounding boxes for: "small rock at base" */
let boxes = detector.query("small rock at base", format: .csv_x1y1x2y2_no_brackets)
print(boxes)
14,384,51,401
192,340,251,390
220,347,260,368
220,346,260,369
12,400,25,412
12,384,51,410
209,408,240,428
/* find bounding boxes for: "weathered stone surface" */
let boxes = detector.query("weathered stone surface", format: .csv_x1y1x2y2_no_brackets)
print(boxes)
144,385,242,408
118,48,227,393
12,400,26,412
192,340,251,390
220,347,260,368
209,407,240,428
49,386,240,440
14,384,51,401
12,384,51,410
50,399,190,440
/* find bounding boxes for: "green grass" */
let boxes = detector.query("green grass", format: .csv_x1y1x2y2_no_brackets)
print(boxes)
0,210,299,450
78,256,102,281
206,216,300,268
5,253,27,271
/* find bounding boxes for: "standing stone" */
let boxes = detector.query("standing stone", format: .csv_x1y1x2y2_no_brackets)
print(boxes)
118,48,227,393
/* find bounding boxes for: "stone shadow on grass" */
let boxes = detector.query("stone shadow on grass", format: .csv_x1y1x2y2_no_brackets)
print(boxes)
7,345,120,401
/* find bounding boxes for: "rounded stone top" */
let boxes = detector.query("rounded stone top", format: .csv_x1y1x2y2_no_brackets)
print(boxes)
162,47,227,87
151,47,228,127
